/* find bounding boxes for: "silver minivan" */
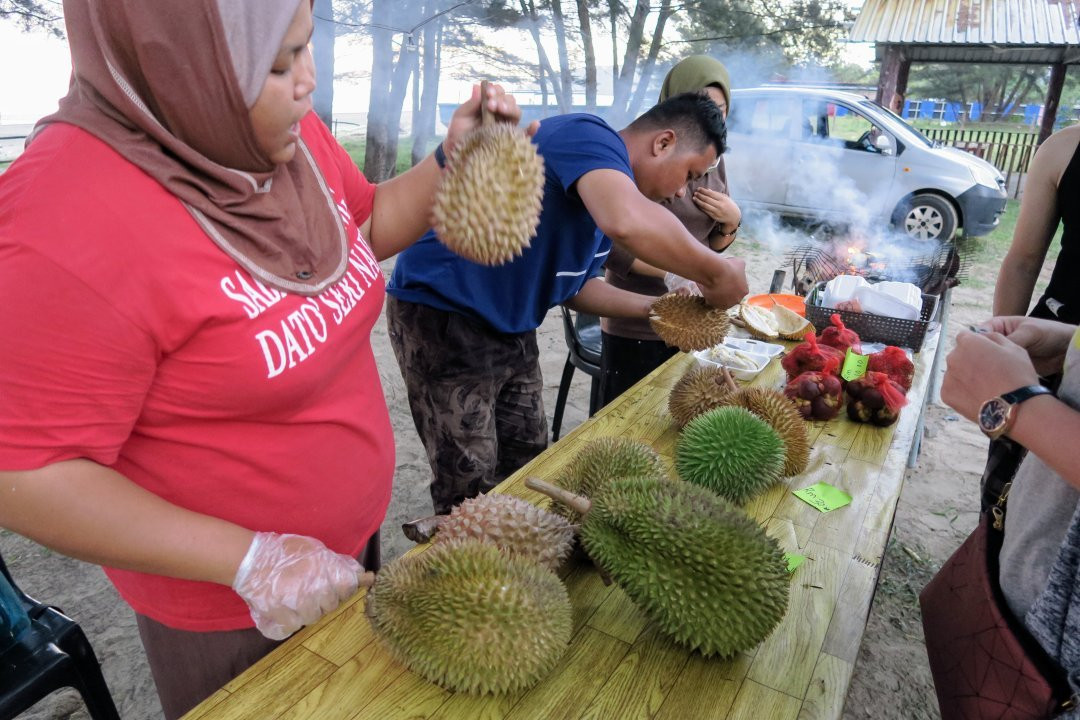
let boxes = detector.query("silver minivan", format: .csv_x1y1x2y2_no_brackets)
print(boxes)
724,86,1008,241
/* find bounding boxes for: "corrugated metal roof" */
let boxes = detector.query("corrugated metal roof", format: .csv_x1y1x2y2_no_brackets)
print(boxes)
850,0,1080,51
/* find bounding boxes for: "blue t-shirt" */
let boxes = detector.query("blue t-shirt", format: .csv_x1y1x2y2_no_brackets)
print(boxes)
387,114,632,334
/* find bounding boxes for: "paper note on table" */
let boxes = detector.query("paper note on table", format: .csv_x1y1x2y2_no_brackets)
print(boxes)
793,482,852,513
841,348,869,382
785,554,806,574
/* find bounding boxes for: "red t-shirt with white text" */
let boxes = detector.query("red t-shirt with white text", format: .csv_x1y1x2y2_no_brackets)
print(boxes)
0,114,393,631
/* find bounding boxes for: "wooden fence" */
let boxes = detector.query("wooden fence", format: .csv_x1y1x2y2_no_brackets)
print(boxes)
921,127,1039,198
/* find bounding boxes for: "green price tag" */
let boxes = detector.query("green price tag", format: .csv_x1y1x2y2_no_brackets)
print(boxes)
793,482,852,513
785,553,806,574
841,348,869,382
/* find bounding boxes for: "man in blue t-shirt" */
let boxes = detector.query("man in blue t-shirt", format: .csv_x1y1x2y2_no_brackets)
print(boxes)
386,92,748,514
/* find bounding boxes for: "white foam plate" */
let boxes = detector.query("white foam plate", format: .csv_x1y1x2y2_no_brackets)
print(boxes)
694,346,772,381
721,337,785,358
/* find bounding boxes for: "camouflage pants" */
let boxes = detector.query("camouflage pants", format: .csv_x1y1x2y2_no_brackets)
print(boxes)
386,297,549,514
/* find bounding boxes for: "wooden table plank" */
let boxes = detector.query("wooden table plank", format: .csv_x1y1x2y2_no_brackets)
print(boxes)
502,627,631,720
653,653,752,720
184,330,939,720
277,646,407,720
579,626,691,720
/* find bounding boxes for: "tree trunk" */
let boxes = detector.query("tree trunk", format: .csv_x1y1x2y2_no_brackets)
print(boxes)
576,0,597,112
312,0,335,129
411,16,442,166
608,0,619,92
520,0,562,110
625,0,672,119
364,0,420,181
609,0,650,125
551,0,573,112
364,0,396,180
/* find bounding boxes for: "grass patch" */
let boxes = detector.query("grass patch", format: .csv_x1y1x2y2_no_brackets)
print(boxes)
339,136,441,177
960,199,1063,289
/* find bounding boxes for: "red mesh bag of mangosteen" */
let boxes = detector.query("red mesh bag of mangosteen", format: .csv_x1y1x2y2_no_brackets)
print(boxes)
846,371,908,426
781,332,846,382
819,314,862,354
784,357,844,421
867,345,914,391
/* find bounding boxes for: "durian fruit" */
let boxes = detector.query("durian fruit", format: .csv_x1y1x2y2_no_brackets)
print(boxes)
738,302,780,340
552,437,667,519
649,294,731,352
432,97,545,266
433,493,575,570
667,364,735,428
526,476,790,657
675,406,785,504
366,539,572,694
772,304,814,340
727,387,810,476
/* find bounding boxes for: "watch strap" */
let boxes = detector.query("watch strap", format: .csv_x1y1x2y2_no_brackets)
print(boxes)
433,142,447,169
1000,385,1054,405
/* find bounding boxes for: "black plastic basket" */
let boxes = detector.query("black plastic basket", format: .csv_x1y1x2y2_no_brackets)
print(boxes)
804,281,940,351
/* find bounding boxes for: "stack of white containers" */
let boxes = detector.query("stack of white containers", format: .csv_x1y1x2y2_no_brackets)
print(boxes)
822,275,923,321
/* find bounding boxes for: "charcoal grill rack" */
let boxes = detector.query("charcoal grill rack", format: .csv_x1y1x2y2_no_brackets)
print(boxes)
781,241,969,297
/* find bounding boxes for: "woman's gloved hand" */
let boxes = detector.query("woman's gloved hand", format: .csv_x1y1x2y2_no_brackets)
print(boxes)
232,532,361,640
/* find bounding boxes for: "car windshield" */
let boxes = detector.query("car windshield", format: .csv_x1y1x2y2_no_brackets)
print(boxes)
859,100,935,148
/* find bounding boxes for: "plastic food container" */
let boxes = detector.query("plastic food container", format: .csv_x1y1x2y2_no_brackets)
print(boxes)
852,286,920,321
871,281,924,317
822,275,869,308
694,345,772,381
722,337,785,359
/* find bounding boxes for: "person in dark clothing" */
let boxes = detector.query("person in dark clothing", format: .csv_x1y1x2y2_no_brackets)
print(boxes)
598,55,743,408
994,124,1080,324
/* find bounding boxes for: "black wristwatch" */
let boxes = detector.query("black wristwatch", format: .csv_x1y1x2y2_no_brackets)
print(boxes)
977,385,1054,440
434,142,447,169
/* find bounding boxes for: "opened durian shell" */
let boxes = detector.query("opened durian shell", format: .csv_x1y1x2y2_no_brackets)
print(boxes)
432,119,545,266
649,294,730,352
772,304,814,340
738,302,780,340
668,365,736,428
727,387,810,476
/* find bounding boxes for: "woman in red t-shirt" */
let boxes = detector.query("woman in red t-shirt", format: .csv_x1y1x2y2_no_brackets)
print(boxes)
0,1,528,717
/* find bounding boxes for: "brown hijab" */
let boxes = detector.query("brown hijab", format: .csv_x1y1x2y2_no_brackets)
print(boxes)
32,0,347,296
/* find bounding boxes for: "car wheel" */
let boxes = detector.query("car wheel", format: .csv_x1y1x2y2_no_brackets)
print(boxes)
894,194,958,242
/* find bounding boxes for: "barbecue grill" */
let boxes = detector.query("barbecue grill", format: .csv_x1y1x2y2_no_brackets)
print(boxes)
771,232,968,351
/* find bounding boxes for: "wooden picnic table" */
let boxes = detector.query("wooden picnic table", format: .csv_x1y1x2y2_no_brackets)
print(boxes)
183,330,938,720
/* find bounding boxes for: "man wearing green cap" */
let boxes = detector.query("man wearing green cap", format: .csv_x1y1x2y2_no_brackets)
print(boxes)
599,55,744,408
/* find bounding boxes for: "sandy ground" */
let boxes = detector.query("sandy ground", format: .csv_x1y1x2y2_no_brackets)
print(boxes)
1,235,1025,720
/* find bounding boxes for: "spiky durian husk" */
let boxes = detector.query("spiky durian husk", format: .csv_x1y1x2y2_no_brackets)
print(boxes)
432,124,545,266
366,540,571,694
728,387,810,476
552,437,667,519
435,494,575,570
675,406,785,504
581,476,789,657
668,365,736,428
649,294,731,352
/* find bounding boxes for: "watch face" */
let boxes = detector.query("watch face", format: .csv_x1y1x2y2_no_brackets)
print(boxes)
979,398,1009,434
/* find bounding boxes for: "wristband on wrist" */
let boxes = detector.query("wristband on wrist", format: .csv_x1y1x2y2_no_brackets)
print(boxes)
718,220,741,239
434,142,447,169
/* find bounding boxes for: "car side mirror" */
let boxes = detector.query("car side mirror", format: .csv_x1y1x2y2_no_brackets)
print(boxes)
874,134,894,156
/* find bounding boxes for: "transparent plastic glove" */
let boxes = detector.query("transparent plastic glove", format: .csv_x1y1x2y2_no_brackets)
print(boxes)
232,532,361,640
664,272,701,296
